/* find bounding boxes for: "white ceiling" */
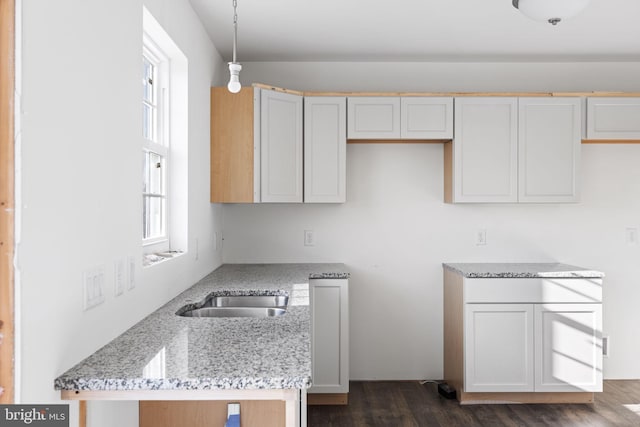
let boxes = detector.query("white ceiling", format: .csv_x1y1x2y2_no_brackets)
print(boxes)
189,0,640,62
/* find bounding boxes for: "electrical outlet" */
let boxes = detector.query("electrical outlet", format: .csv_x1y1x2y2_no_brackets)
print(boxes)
114,259,125,296
304,230,315,247
602,336,610,358
476,229,487,246
128,256,136,290
83,266,105,310
626,228,638,246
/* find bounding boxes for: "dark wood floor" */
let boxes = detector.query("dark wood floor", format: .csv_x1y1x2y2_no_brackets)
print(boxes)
308,381,640,427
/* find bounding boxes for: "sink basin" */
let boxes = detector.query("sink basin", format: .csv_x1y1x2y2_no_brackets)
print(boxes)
202,295,288,308
178,307,286,318
177,294,289,318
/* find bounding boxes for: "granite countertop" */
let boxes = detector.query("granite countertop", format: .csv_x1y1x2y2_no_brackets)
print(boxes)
54,263,349,392
443,263,604,279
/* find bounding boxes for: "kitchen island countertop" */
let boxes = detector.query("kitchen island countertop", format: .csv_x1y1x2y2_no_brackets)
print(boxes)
54,263,349,392
443,262,604,279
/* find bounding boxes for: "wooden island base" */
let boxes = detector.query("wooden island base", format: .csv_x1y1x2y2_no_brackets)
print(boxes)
140,400,285,427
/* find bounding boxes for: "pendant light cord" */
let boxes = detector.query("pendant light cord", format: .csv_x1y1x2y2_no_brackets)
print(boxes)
232,0,238,63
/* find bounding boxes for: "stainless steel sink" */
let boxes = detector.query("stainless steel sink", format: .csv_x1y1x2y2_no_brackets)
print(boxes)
177,294,288,318
202,295,288,308
178,307,286,318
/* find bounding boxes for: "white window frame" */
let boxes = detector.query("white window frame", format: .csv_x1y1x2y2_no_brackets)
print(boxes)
142,33,171,252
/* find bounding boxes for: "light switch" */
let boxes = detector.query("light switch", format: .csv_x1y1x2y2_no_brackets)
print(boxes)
83,266,105,310
114,259,125,296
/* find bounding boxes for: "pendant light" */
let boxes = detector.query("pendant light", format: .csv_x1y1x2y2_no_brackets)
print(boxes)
512,0,590,25
227,0,242,93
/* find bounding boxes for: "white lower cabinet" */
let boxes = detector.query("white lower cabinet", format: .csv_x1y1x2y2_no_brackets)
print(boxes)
465,302,602,393
309,278,349,395
534,303,603,392
444,268,604,403
465,304,534,392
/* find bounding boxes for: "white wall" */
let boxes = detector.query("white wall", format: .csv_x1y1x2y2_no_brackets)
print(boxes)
17,0,224,425
222,62,640,381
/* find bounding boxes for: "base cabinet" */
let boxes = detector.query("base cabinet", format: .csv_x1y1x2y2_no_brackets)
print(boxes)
308,279,349,403
535,304,603,392
465,304,534,393
444,268,603,404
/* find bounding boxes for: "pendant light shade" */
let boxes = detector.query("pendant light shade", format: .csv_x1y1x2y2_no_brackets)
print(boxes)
512,0,590,25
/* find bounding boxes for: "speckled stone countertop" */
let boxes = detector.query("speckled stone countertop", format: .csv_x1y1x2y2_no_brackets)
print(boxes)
54,263,349,392
443,263,604,278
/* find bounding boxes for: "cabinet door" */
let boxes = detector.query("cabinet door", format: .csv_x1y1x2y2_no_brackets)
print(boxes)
400,97,453,139
347,97,401,139
518,98,581,203
535,303,603,392
587,97,640,139
260,90,303,203
453,98,518,203
304,97,347,203
464,304,534,392
309,279,349,394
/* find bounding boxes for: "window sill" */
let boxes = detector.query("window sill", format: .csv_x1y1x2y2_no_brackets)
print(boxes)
143,250,184,268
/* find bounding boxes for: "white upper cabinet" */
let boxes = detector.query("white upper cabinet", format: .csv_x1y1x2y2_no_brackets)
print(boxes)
260,90,303,203
452,97,519,203
518,98,581,203
347,96,453,140
304,97,347,203
347,97,401,139
401,97,453,139
587,97,640,139
448,97,581,204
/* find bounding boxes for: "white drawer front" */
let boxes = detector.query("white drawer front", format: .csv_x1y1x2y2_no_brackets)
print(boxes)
464,278,602,304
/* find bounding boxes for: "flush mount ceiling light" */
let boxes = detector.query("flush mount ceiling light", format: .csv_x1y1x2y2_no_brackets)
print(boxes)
227,0,242,93
512,0,591,25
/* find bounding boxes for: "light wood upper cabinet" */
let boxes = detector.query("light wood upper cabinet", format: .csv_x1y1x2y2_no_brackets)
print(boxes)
446,97,581,204
586,97,640,139
401,97,453,139
518,98,581,203
210,87,257,203
210,87,304,204
304,97,347,203
347,97,401,139
448,97,518,203
260,90,303,203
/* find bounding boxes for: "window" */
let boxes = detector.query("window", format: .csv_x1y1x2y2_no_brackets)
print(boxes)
142,40,168,245
142,7,188,265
